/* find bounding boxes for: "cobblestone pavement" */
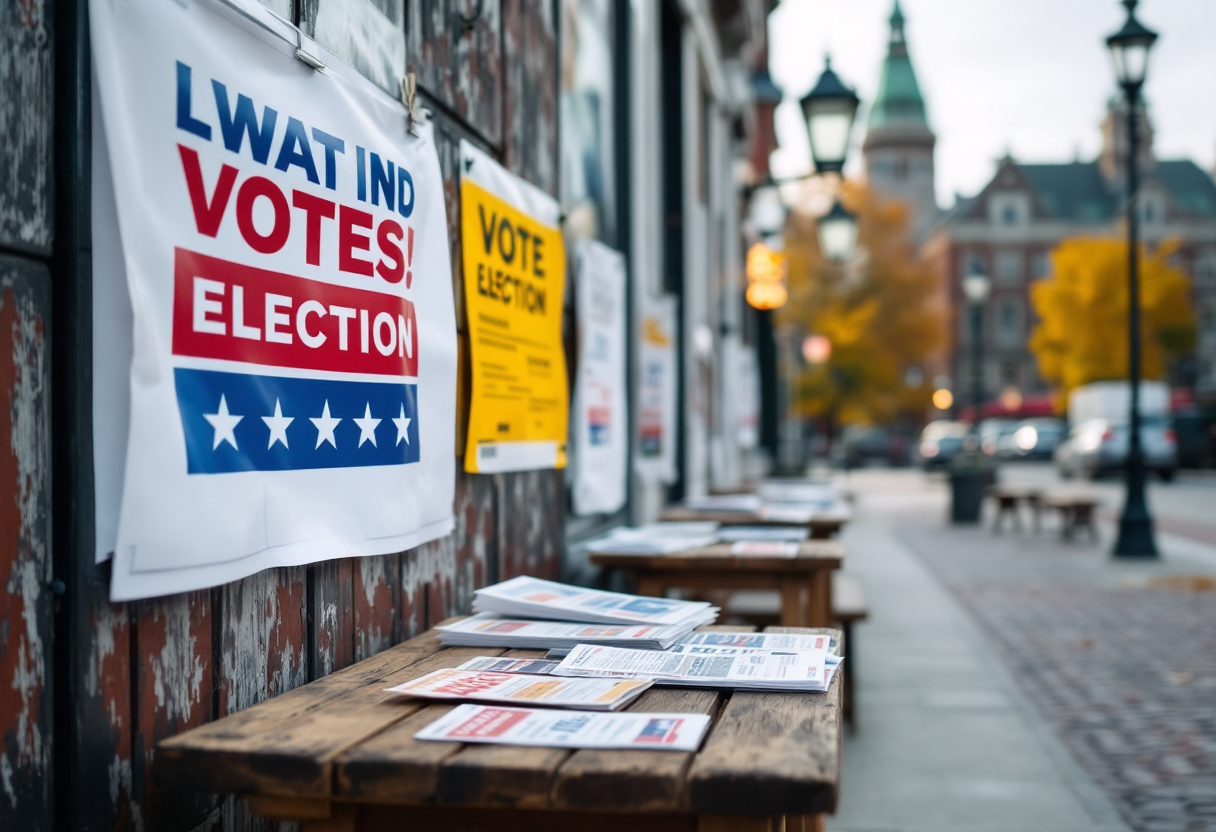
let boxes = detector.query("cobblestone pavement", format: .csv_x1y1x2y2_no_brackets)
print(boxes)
895,510,1216,832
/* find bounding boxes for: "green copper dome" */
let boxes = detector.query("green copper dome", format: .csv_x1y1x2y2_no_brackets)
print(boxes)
867,0,928,130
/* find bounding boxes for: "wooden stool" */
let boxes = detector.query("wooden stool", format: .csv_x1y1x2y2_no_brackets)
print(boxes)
1042,494,1101,541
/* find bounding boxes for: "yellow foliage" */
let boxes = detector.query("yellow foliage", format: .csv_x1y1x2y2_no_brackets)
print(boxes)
777,182,945,425
1029,237,1195,402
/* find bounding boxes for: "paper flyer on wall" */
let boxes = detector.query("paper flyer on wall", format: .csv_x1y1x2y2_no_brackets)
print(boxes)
635,296,677,484
436,613,702,650
472,576,717,628
414,704,710,751
571,239,628,515
460,140,568,473
553,644,835,691
90,0,457,599
385,668,652,711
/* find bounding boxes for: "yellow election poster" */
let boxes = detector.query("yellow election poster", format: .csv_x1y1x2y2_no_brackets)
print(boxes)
459,140,568,473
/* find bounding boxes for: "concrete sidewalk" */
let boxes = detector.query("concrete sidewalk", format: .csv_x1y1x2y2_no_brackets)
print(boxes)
829,475,1132,832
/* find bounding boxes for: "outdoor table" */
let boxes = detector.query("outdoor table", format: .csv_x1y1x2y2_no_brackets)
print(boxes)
1041,493,1101,541
987,484,1045,532
155,622,843,832
590,541,845,628
658,507,850,539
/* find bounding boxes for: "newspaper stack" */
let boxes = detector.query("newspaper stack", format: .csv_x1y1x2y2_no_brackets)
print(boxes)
683,494,763,513
715,525,809,543
437,614,705,651
552,643,840,692
470,576,718,628
415,704,710,751
386,667,652,711
586,522,719,555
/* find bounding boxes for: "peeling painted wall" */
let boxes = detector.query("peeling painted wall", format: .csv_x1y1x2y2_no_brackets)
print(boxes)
1,2,566,830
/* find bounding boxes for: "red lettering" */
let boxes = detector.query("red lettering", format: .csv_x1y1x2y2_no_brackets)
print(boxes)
292,190,336,267
339,205,374,276
179,144,237,237
376,219,405,284
236,176,291,254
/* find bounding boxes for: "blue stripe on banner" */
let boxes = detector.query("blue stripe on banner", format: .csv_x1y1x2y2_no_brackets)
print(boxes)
174,368,420,474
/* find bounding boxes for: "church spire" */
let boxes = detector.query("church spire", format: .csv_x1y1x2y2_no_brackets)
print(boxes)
868,0,927,129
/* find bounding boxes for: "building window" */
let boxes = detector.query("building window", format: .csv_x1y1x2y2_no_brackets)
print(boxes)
959,252,984,279
996,298,1022,346
1033,250,1051,279
1195,251,1216,288
312,0,405,94
989,192,1028,227
995,250,1022,285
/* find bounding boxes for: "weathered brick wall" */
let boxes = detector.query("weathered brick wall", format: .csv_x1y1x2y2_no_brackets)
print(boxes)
0,2,565,830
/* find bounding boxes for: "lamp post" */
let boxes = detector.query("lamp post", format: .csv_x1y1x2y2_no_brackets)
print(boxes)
1107,0,1159,558
799,57,861,175
818,200,859,263
962,265,991,433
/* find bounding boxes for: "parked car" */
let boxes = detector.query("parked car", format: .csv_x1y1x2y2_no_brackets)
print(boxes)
977,418,1019,457
913,420,970,471
841,425,910,468
998,417,1067,461
1054,416,1178,481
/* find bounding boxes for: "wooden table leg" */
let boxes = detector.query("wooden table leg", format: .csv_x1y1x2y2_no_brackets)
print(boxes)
780,576,808,627
637,574,668,598
782,814,826,832
809,570,832,628
301,804,356,832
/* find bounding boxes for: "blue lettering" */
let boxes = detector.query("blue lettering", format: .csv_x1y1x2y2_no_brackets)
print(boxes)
397,166,414,218
175,62,211,141
370,153,394,208
311,128,345,191
211,80,278,164
274,117,319,184
356,146,366,202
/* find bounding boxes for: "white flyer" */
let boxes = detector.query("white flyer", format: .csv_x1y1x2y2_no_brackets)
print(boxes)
553,644,832,690
436,613,702,650
414,704,710,751
727,541,801,557
571,239,628,515
635,296,677,484
386,668,652,711
472,576,717,628
91,0,457,599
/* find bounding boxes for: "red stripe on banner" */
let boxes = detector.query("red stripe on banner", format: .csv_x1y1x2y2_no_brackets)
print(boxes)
171,248,419,377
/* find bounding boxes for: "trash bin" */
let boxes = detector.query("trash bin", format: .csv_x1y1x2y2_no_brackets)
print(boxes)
950,451,995,524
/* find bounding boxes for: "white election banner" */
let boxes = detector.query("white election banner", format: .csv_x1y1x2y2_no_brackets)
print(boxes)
91,0,457,600
635,295,678,484
571,239,627,515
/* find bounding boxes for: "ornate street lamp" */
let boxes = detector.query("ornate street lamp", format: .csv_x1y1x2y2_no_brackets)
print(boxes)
1108,0,1159,558
962,264,991,431
817,200,859,263
799,57,861,175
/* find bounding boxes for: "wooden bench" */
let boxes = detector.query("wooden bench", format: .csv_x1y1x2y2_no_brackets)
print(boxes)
1041,493,1101,541
987,484,1045,533
659,507,850,540
590,541,845,628
155,621,843,832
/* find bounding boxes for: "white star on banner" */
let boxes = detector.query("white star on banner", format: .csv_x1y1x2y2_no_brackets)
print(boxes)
203,394,243,451
261,398,293,450
392,403,412,446
353,402,382,448
310,400,341,449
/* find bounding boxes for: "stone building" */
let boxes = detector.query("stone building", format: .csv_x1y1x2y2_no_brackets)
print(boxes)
922,98,1216,407
862,0,939,244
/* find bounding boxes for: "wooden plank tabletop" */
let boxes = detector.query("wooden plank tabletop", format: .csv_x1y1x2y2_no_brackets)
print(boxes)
658,507,850,530
155,621,842,818
589,541,845,572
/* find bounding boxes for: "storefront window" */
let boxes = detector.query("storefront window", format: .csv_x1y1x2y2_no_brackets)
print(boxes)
560,0,616,246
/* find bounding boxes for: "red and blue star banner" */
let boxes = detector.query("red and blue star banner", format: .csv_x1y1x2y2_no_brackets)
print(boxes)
91,0,456,600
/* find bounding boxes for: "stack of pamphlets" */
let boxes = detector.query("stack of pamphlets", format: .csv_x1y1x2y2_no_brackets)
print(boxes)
437,614,702,651
458,656,561,674
386,668,652,711
552,643,839,692
756,501,851,524
727,541,801,557
758,481,836,504
716,525,809,543
471,576,718,628
586,522,719,555
675,630,838,654
414,704,710,751
683,494,762,513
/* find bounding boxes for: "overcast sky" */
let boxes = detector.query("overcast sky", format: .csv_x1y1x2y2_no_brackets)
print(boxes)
767,0,1216,208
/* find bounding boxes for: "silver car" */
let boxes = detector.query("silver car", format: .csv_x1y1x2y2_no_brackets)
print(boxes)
1054,416,1177,481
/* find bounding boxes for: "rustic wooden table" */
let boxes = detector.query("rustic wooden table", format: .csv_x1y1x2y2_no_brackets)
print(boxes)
156,622,843,832
658,507,850,540
987,484,1045,532
590,541,845,628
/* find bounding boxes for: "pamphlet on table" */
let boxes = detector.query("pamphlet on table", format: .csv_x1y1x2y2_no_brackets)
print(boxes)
437,613,701,650
553,644,836,691
414,704,710,751
472,576,717,627
727,541,801,557
715,526,809,542
386,668,651,711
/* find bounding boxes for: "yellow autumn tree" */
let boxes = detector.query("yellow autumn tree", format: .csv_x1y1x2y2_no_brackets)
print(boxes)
1029,237,1195,401
777,182,944,427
